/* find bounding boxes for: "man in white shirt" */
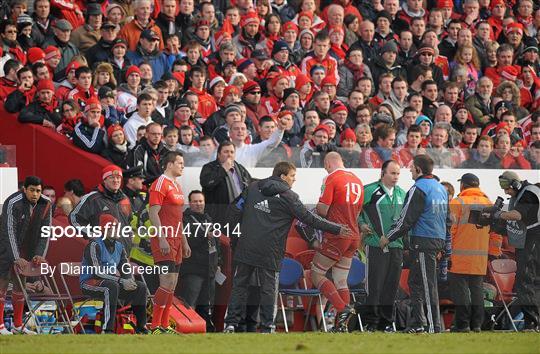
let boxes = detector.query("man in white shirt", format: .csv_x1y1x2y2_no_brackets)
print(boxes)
123,93,155,147
228,111,292,167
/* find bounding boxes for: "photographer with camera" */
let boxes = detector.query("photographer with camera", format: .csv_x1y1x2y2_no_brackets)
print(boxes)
448,173,492,333
483,171,540,332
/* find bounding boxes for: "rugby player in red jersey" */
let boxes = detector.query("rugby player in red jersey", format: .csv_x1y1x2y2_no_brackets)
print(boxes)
148,151,191,334
311,152,364,332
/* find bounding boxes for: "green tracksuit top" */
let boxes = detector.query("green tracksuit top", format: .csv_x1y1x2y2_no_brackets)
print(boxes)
359,181,406,249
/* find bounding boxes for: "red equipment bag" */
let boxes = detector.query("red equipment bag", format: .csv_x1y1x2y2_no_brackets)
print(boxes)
167,297,206,333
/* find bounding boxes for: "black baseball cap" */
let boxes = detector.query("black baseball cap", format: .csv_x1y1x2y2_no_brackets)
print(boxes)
458,173,480,187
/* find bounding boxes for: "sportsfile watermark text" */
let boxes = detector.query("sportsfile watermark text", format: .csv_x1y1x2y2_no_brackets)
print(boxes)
40,222,241,241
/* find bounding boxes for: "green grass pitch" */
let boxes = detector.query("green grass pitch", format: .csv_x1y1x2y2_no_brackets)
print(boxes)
1,333,539,354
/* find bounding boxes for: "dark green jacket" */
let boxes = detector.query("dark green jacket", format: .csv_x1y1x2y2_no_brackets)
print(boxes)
359,181,406,249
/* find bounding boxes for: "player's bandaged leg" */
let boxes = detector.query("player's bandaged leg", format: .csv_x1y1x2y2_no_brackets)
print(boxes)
333,257,352,305
152,287,172,328
311,253,346,312
12,291,25,328
161,291,174,328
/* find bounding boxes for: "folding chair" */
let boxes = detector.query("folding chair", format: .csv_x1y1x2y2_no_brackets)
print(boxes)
347,257,366,332
278,258,327,332
58,262,96,334
488,259,519,331
14,261,75,334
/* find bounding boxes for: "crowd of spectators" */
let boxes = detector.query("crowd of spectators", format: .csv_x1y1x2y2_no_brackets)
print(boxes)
0,0,539,171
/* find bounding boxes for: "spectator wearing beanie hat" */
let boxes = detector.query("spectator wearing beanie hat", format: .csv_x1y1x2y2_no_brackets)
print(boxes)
331,104,350,138
99,85,127,128
281,88,304,146
19,79,61,127
261,73,290,115
270,40,301,81
241,80,267,133
26,47,45,65
73,97,106,154
299,124,336,168
56,60,81,101
44,46,61,75
487,0,506,41
337,127,361,167
17,16,35,52
102,124,129,168
237,58,258,81
232,11,265,59
295,73,314,105
69,164,133,251
117,65,142,114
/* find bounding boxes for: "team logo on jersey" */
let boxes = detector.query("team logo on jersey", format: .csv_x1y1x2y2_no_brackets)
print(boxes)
103,206,109,211
254,200,271,213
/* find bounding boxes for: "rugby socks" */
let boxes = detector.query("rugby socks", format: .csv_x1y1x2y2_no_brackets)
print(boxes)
151,287,171,329
160,292,174,328
317,279,347,312
337,288,350,306
12,291,25,328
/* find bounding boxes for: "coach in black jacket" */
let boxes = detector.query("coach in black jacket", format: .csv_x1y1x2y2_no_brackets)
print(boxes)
0,176,51,334
200,141,252,229
224,162,349,333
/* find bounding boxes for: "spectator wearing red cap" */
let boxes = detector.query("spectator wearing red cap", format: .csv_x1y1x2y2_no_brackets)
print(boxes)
55,60,80,101
69,164,133,252
73,97,106,154
337,127,361,167
232,11,266,59
117,65,142,114
487,0,506,41
327,25,349,61
19,79,61,128
331,104,350,141
505,23,526,57
299,124,336,168
118,0,164,52
44,46,61,75
102,124,129,168
26,47,46,65
261,74,290,115
43,19,80,81
241,80,267,132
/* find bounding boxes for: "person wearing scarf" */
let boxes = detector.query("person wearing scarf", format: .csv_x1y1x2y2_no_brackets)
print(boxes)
4,67,36,113
19,79,61,127
102,124,129,168
337,47,372,98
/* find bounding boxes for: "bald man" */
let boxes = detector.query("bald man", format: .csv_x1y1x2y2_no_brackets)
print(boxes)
311,152,364,332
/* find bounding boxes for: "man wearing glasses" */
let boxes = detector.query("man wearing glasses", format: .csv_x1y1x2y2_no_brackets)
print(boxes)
242,80,266,130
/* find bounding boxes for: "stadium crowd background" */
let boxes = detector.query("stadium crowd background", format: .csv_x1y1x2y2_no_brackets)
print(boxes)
0,0,539,336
